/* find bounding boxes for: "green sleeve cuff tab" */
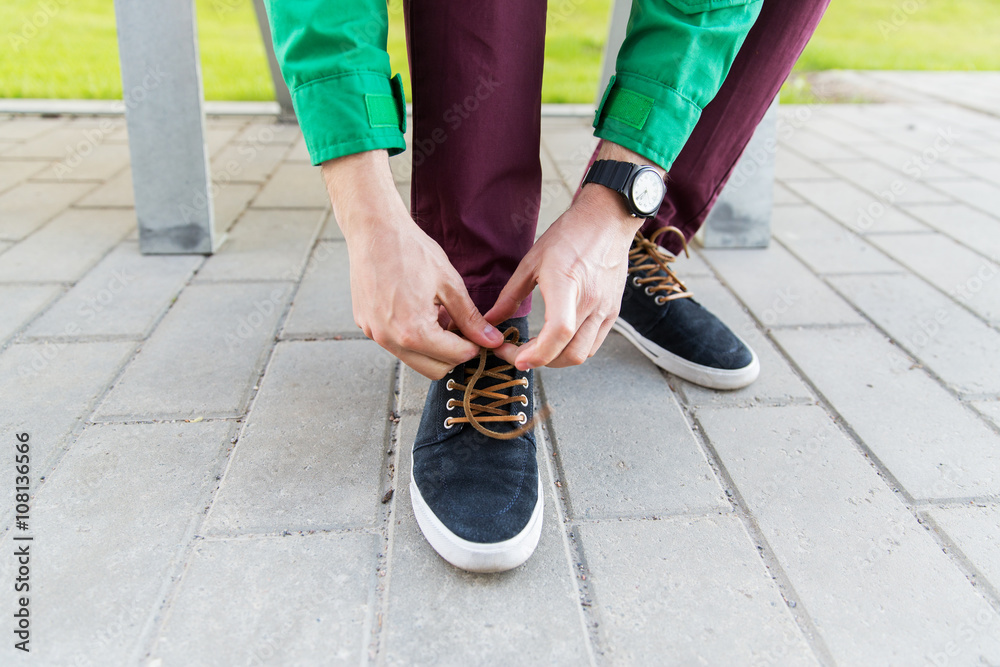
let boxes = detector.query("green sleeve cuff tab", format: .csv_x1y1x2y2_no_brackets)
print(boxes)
365,94,398,128
365,73,407,132
605,86,655,131
390,72,407,134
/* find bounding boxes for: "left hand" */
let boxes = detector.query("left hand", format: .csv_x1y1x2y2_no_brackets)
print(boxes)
485,142,662,369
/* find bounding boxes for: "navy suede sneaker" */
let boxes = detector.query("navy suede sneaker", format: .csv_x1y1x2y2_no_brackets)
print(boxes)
614,227,760,390
410,317,543,573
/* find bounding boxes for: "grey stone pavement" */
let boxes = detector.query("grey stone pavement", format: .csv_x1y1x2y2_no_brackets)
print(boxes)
2,74,1000,665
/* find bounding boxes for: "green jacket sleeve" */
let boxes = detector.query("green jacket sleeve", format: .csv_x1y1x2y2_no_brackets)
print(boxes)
594,0,763,171
263,0,407,166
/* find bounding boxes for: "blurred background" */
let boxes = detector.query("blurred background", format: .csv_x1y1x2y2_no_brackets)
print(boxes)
3,0,999,105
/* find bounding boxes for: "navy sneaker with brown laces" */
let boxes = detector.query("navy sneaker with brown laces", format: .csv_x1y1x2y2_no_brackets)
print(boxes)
614,227,760,390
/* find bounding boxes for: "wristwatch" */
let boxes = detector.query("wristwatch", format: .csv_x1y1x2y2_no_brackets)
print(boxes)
582,159,666,218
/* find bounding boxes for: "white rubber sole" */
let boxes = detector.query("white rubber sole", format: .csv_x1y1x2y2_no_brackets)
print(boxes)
410,467,543,573
613,318,760,390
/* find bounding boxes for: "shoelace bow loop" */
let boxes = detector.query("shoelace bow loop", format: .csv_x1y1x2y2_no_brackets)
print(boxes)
443,327,549,441
629,226,694,305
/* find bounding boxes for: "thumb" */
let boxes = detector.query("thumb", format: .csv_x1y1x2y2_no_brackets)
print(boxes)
439,279,504,348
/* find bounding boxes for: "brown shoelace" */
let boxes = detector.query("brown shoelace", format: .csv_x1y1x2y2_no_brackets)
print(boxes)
444,327,550,441
628,226,694,305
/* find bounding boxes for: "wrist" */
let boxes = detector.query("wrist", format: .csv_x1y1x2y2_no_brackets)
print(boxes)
321,150,409,239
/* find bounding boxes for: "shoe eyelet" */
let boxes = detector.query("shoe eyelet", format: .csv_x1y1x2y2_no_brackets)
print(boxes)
644,286,654,296
655,296,666,305
632,276,641,287
519,395,528,406
446,399,457,411
446,379,456,391
443,417,454,429
517,411,527,425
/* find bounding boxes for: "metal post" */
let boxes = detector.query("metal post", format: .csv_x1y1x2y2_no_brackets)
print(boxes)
114,0,218,254
596,0,631,105
252,0,296,122
697,96,778,249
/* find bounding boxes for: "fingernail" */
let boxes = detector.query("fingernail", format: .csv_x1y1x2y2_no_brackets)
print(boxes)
484,324,502,343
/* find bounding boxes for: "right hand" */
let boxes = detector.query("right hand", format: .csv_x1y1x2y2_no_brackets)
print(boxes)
323,150,503,379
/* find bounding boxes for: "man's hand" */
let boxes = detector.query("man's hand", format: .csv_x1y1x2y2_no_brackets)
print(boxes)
324,150,503,379
486,141,663,370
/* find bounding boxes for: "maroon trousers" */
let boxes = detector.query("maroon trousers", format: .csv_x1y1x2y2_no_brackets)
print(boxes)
404,0,831,316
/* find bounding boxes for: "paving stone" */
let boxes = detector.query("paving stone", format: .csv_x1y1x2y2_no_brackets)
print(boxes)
384,415,590,666
318,209,344,240
774,326,1000,499
698,405,1000,665
204,125,244,157
0,181,96,240
932,179,1000,214
779,128,858,161
952,158,1000,187
286,135,311,162
829,273,1000,395
772,204,902,274
232,121,301,146
0,117,64,141
925,505,1000,593
700,244,864,327
775,148,831,180
0,208,134,282
800,116,882,146
389,153,411,182
150,532,375,666
74,168,133,207
0,341,135,486
535,180,572,238
773,182,804,205
675,275,813,407
974,400,1000,428
903,202,1000,261
31,143,131,182
281,241,354,337
210,142,289,183
0,284,63,344
252,162,328,208
0,421,231,666
540,333,727,519
869,233,1000,323
95,282,292,420
676,246,713,277
209,182,260,235
203,340,393,534
399,364,432,415
579,516,817,666
822,160,951,205
1,121,116,159
25,243,202,339
849,142,970,181
786,179,928,234
0,159,46,192
195,209,320,282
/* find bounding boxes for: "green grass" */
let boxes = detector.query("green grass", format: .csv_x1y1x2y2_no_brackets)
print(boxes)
1,0,998,103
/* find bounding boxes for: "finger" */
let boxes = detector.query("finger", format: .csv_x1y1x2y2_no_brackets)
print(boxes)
588,316,617,358
548,313,603,368
514,277,579,370
396,348,459,380
439,279,504,348
401,324,481,368
492,342,520,365
484,257,537,326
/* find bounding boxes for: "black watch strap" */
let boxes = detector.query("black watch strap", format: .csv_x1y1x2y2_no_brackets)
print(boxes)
583,159,636,194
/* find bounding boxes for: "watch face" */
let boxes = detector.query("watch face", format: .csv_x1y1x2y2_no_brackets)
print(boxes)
631,169,665,216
